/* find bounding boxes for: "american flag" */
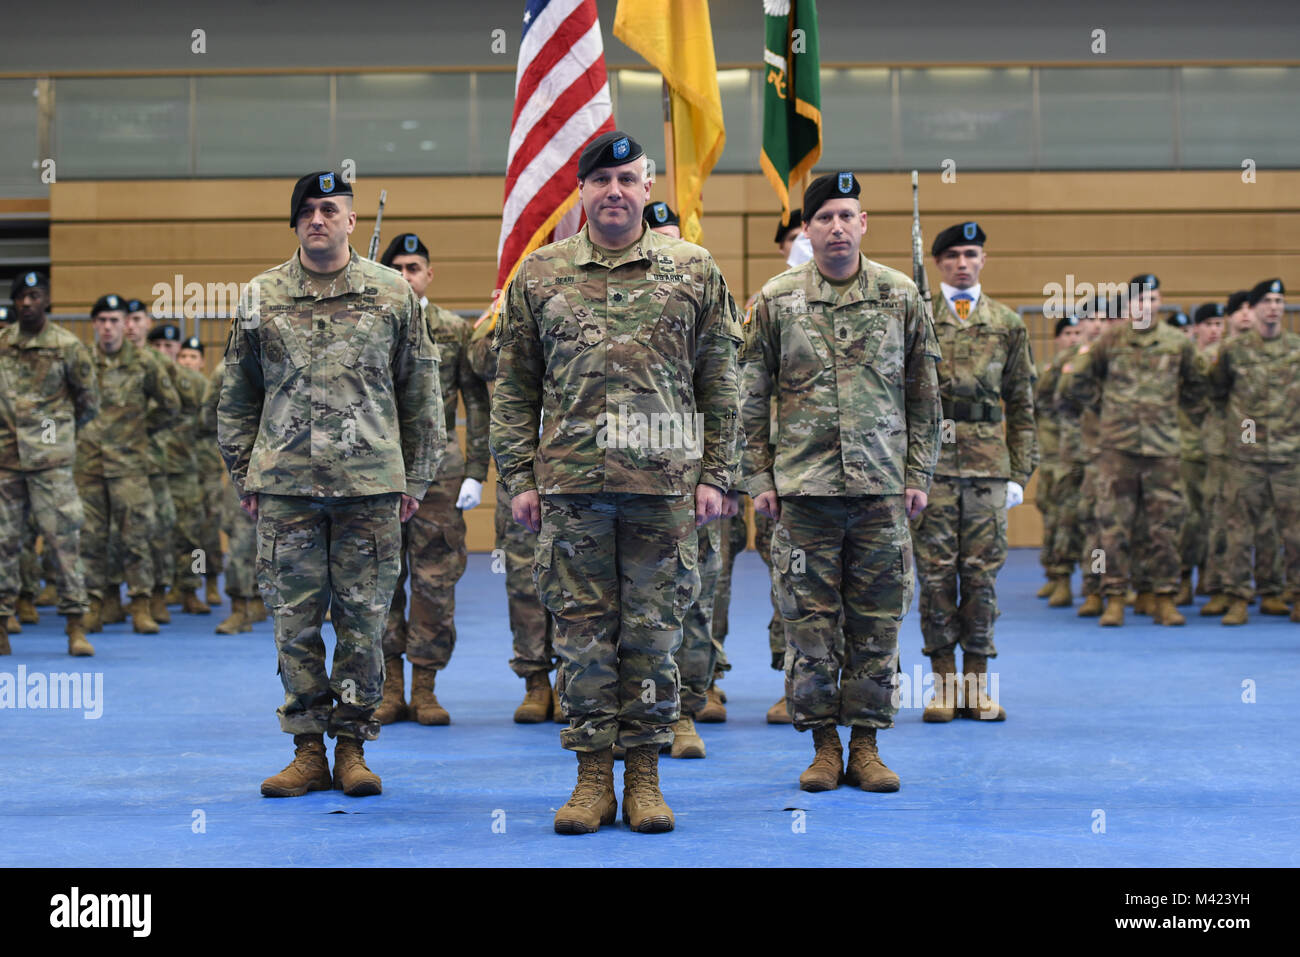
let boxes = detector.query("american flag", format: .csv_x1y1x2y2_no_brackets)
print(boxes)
495,0,615,295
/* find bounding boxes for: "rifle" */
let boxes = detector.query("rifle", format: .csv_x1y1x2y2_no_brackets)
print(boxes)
367,189,388,260
910,171,932,311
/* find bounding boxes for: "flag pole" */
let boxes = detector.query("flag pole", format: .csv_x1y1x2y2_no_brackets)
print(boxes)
661,77,676,203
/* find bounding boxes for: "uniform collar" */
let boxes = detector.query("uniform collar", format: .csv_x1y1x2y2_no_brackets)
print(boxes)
1,320,57,347
934,285,990,326
286,246,368,299
572,224,655,269
805,253,872,306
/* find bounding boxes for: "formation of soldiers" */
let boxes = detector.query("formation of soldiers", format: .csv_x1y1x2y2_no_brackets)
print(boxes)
2,134,1293,832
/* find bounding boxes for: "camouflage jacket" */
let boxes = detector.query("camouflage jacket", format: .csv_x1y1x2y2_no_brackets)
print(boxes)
930,292,1037,485
218,248,446,499
77,339,180,479
143,350,185,476
491,225,743,497
1060,320,1205,458
1053,341,1101,465
1034,347,1069,474
468,308,499,382
426,303,490,483
197,364,225,475
1197,343,1226,459
0,321,99,472
740,255,942,497
1208,328,1300,463
161,361,207,476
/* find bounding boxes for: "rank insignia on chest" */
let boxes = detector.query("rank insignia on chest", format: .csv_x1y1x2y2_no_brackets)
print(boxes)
656,254,674,270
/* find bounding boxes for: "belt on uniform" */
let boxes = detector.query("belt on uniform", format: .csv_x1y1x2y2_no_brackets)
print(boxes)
942,399,1003,423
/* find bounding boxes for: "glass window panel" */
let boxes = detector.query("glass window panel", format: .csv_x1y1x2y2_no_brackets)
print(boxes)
0,79,42,196
1038,68,1175,169
899,68,1032,171
612,70,665,176
54,77,190,178
196,75,329,177
336,73,471,175
1181,67,1300,169
713,68,757,173
818,67,893,171
473,71,518,174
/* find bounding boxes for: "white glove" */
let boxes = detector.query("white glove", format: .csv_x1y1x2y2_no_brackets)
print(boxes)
456,477,483,511
1005,480,1024,509
786,232,814,267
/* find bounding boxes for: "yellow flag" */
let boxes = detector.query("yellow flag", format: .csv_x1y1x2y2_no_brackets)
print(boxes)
613,0,725,245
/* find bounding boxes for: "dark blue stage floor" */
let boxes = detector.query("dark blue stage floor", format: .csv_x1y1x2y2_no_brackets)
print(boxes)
2,549,1296,867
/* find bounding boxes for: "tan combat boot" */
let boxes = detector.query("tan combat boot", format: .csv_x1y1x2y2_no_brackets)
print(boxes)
1152,594,1186,626
205,575,221,607
0,617,10,655
1290,603,1300,624
246,596,269,624
961,653,1006,720
333,737,382,796
375,655,409,725
16,594,38,625
552,676,566,723
798,725,844,792
180,588,211,615
1133,592,1155,616
409,665,450,725
84,598,103,634
1125,590,1138,607
1260,595,1290,616
1047,576,1073,608
66,614,94,657
845,727,900,791
1077,593,1104,617
923,648,959,723
553,749,616,834
1221,599,1249,626
215,598,250,635
1036,578,1056,599
129,595,160,634
5,614,20,634
513,670,552,723
1175,575,1194,606
1099,596,1125,627
102,589,126,624
766,695,793,724
622,745,675,832
260,733,331,797
696,684,727,723
1201,594,1230,616
668,715,705,759
150,587,171,624
36,583,57,606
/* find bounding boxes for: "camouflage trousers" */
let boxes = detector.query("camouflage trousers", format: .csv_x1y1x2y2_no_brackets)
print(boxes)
78,472,157,600
1220,460,1299,601
222,483,258,599
200,474,225,577
167,471,203,592
774,495,911,732
535,492,698,752
1179,458,1208,580
494,491,554,679
675,520,722,716
0,468,88,618
1079,459,1106,598
1036,466,1058,573
1047,462,1085,578
383,477,467,667
19,514,58,595
709,505,750,676
256,492,402,741
911,476,1007,657
148,472,176,592
1097,450,1184,596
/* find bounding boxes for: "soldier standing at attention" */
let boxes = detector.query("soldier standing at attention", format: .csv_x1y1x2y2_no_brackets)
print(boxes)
913,222,1037,723
492,132,741,833
219,171,445,797
1035,316,1083,605
1174,305,1224,605
373,232,490,727
178,336,226,608
742,172,942,792
0,271,99,656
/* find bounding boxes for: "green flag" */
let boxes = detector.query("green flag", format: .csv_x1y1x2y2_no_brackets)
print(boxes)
761,0,822,226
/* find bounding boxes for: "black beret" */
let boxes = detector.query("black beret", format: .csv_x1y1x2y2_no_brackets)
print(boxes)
10,270,49,300
1193,302,1225,324
289,170,352,227
125,298,146,314
91,293,127,317
381,233,430,267
643,202,679,228
931,221,986,257
1054,315,1080,337
577,131,644,180
146,323,181,343
1248,278,1285,306
1226,290,1250,314
774,210,803,245
180,336,204,352
1165,310,1192,329
803,172,861,223
1130,273,1160,292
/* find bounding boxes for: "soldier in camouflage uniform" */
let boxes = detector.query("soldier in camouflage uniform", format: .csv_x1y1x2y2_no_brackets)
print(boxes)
491,132,741,834
0,271,99,656
178,336,226,607
1174,305,1224,604
1036,316,1084,605
374,233,490,727
1061,279,1206,626
219,171,445,798
1207,279,1300,625
742,172,942,793
77,294,179,634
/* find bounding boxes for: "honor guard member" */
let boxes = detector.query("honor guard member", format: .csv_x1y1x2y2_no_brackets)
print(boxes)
1061,277,1206,626
741,172,942,792
1035,315,1083,605
76,294,180,634
219,171,445,797
179,336,226,607
1208,279,1300,625
0,271,99,656
491,131,742,832
375,231,490,726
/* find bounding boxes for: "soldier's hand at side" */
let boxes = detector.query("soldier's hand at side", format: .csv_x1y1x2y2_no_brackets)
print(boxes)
904,488,928,520
753,490,781,522
240,493,259,520
513,489,541,533
695,484,724,526
399,494,420,523
1005,480,1024,509
456,477,483,510
721,490,741,519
